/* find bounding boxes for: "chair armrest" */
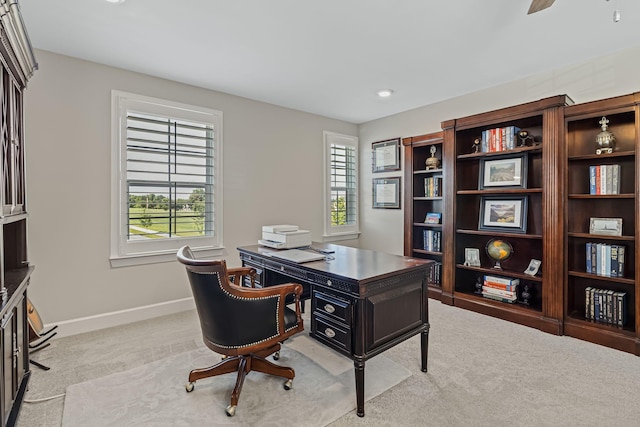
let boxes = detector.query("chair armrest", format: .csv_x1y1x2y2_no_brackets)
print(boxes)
227,267,257,288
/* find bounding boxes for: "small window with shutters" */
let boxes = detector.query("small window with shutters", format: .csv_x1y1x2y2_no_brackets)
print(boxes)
110,91,223,267
323,131,359,241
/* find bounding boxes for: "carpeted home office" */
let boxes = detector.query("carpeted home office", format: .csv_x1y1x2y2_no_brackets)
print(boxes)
2,1,640,426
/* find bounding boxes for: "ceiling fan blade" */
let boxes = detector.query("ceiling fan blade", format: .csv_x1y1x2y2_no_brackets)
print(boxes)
528,0,556,14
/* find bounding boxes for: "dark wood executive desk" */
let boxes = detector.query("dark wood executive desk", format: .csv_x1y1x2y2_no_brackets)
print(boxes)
237,243,433,417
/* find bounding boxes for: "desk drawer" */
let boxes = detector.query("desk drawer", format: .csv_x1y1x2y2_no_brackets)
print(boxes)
313,291,351,323
313,314,351,354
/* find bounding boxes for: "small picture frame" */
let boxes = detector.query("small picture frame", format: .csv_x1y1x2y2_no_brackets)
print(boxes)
425,212,442,224
479,153,528,190
372,177,401,209
589,217,622,236
464,248,481,267
479,195,528,234
372,138,401,173
524,259,541,276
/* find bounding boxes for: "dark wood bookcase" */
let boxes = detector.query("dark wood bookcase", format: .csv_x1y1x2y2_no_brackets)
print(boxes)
402,131,448,300
441,95,572,335
563,93,640,355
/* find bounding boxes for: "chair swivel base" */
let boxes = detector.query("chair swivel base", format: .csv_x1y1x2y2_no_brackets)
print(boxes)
185,344,294,417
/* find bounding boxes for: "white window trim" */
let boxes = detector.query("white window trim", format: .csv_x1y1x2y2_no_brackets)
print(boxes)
322,131,360,242
110,91,224,267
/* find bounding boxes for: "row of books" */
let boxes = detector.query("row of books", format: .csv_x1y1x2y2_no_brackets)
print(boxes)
585,243,626,277
427,262,442,287
424,176,443,197
479,126,520,153
589,164,621,195
585,286,627,326
481,275,520,303
423,230,441,252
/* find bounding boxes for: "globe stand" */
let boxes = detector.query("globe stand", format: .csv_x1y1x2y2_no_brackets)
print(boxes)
486,239,513,271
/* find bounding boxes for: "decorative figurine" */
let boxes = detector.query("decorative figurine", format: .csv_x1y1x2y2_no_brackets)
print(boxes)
425,145,440,170
517,130,534,147
518,283,536,306
596,116,615,155
472,138,481,153
474,276,483,295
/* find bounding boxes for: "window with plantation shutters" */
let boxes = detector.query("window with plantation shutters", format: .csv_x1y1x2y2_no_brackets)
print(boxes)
111,92,223,267
323,131,359,240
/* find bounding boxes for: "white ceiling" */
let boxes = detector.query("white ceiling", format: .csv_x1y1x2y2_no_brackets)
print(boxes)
19,0,640,124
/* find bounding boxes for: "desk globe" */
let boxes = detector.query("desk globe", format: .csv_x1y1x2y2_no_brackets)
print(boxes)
486,238,513,270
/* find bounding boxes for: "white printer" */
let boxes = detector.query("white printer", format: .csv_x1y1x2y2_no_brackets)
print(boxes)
258,225,311,249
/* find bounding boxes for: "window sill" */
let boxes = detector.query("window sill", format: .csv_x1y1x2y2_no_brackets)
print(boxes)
110,246,224,268
321,232,360,243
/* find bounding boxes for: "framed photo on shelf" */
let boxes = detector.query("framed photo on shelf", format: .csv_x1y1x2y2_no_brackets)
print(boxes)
372,138,401,172
589,217,622,236
479,153,528,190
478,195,528,234
372,177,401,209
463,248,481,267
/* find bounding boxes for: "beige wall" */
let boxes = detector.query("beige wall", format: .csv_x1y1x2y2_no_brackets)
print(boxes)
24,50,357,326
358,44,640,255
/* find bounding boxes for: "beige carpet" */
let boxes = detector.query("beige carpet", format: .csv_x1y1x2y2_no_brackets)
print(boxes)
61,334,410,426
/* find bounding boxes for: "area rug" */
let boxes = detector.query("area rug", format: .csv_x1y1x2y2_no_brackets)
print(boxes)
61,334,411,426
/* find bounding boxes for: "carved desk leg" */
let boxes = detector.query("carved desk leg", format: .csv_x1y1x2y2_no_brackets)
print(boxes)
354,359,365,417
421,324,430,372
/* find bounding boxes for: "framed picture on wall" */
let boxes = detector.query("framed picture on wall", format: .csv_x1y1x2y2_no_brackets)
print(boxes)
372,177,401,209
372,138,401,172
478,195,528,234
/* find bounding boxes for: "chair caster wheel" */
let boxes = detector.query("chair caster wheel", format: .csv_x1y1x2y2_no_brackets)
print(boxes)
284,379,293,390
273,351,280,360
185,382,195,392
226,405,236,417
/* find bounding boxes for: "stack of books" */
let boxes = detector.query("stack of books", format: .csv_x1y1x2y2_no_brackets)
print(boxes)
423,230,441,252
427,262,442,287
589,164,621,195
585,286,627,327
482,275,519,303
585,243,626,277
424,176,443,197
480,126,520,153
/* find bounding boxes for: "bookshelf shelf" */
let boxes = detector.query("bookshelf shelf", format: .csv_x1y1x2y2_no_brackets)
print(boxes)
456,264,543,283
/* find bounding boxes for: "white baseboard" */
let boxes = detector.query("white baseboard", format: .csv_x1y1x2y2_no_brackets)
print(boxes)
45,297,196,339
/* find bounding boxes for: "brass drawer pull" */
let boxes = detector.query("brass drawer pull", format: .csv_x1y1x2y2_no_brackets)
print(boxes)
324,304,335,314
324,328,336,338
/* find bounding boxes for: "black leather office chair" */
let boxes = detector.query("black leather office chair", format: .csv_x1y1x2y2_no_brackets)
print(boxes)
177,246,304,416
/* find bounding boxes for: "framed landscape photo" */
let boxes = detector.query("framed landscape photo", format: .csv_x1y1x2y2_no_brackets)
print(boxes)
589,217,622,236
372,177,401,209
372,138,401,172
478,195,528,234
479,153,528,190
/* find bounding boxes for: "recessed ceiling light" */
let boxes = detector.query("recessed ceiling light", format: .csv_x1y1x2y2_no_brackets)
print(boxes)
377,89,393,98
105,0,125,4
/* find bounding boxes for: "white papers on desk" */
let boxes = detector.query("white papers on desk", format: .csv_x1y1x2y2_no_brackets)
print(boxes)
268,249,325,264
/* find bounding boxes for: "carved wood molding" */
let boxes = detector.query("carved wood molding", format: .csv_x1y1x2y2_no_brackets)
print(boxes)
0,0,37,86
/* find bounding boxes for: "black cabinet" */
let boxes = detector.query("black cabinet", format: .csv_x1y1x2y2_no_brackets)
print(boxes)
0,2,38,425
